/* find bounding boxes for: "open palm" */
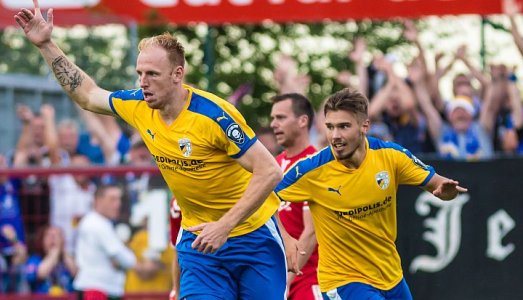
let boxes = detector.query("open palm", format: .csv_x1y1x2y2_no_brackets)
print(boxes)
14,0,53,48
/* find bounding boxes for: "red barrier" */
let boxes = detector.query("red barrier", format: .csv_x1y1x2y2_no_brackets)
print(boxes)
1,0,518,28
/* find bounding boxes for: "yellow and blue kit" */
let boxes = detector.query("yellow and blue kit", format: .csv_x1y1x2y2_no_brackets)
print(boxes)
276,136,434,296
109,85,285,299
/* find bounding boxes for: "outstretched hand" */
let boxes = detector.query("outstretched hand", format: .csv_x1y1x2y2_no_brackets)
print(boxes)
432,179,468,200
14,0,54,48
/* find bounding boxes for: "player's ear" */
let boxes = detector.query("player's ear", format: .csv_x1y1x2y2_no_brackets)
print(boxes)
298,114,309,129
172,65,184,83
361,118,370,134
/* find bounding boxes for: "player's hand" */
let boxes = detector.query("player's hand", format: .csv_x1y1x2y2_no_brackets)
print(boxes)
188,222,230,254
433,179,468,200
14,0,54,48
283,235,305,275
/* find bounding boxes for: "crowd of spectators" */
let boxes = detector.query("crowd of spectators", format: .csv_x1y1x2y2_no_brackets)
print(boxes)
2,11,523,297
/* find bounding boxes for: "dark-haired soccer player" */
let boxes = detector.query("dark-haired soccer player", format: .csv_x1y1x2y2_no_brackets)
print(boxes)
270,93,321,300
276,88,467,300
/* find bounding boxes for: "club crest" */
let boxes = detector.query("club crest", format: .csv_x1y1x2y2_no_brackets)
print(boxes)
178,137,192,157
375,171,390,190
226,123,245,145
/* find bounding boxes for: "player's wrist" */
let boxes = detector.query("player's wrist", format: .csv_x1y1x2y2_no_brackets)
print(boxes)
169,288,177,300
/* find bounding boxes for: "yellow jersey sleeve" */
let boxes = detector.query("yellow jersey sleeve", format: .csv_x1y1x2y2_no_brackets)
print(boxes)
193,89,256,158
391,143,435,186
108,89,145,128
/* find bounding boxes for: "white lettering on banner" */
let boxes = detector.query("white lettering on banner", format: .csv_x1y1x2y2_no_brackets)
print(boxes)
486,209,515,261
141,0,179,7
409,192,469,274
3,0,100,9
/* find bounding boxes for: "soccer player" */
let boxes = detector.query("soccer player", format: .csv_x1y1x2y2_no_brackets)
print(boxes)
270,93,321,300
15,1,298,299
275,88,468,300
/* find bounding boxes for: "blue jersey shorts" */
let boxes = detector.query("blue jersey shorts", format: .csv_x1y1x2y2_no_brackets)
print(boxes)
322,278,413,300
176,216,287,300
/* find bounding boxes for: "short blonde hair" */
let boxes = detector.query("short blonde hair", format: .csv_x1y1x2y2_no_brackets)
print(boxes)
138,32,185,67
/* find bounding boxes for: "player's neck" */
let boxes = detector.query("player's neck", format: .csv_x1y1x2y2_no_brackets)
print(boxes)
338,139,367,169
284,134,310,158
159,88,189,126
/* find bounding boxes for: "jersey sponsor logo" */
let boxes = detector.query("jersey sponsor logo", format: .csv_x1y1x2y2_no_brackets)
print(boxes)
147,129,156,141
216,112,228,122
375,171,390,190
153,155,206,172
130,89,141,96
327,185,342,196
226,123,245,144
335,196,392,221
178,137,192,157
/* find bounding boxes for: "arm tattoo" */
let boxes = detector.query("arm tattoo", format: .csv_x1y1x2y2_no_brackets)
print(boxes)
51,56,84,92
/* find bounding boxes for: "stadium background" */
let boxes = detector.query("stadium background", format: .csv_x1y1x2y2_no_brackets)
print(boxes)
1,0,522,299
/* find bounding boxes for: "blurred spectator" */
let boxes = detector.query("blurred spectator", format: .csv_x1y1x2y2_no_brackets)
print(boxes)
453,45,488,113
76,107,130,165
410,57,494,160
56,111,130,166
336,36,369,97
485,65,522,153
49,154,95,255
403,19,449,113
13,105,52,250
0,154,28,293
273,53,311,95
255,127,280,156
124,222,174,295
368,55,428,154
505,0,523,57
42,105,95,255
74,184,136,300
25,226,77,295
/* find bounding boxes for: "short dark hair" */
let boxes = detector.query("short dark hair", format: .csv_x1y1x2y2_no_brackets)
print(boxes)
94,184,121,200
324,88,368,122
271,93,314,130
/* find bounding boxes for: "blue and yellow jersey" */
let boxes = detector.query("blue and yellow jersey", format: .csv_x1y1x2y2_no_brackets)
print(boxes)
109,84,280,237
275,136,435,292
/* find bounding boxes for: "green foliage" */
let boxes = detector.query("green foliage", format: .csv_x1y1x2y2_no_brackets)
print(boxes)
2,21,408,129
138,20,408,129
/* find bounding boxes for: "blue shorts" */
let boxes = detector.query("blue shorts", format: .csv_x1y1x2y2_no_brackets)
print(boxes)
176,216,286,300
322,278,412,300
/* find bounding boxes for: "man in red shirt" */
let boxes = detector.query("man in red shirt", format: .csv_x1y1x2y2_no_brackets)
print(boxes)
270,93,321,300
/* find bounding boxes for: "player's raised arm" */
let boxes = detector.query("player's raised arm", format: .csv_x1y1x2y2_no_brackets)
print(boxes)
14,0,112,115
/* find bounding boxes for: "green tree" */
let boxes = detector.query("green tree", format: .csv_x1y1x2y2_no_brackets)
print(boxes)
2,20,409,129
